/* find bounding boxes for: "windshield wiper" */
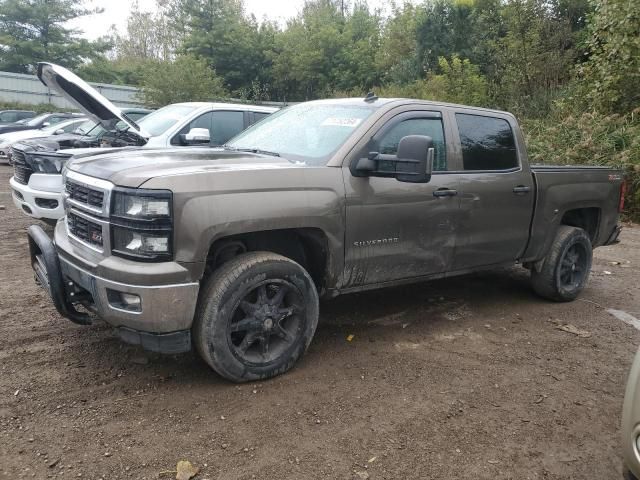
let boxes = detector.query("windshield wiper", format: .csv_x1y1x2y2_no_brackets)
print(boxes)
223,145,280,157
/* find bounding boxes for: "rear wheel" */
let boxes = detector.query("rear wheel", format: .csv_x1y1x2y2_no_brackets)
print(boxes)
531,225,592,302
193,252,319,382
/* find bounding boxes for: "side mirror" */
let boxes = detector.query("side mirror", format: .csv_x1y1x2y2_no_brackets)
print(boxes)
180,127,210,145
42,122,50,127
54,129,64,135
353,135,434,183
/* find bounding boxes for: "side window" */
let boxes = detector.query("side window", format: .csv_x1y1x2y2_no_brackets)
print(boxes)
61,121,81,133
48,116,67,126
211,111,245,145
377,117,447,171
456,114,518,171
0,112,17,122
171,112,213,145
127,112,149,121
249,112,270,126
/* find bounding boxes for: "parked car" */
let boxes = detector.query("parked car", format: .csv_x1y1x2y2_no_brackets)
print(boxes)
0,109,36,125
10,62,278,223
0,117,87,163
0,111,82,135
623,347,640,480
24,108,152,152
27,94,624,382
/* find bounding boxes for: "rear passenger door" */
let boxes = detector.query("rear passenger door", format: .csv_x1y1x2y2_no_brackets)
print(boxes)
450,111,534,270
211,110,246,145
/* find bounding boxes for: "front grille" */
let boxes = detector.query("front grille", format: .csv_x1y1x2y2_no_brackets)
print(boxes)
11,148,32,185
66,180,105,209
67,212,103,247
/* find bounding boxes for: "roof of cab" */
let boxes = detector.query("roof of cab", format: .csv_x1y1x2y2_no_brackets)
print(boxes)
301,97,514,118
171,102,279,113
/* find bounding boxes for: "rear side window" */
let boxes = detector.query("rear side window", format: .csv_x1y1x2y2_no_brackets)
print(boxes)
456,114,518,171
251,112,270,125
377,117,447,171
212,111,245,145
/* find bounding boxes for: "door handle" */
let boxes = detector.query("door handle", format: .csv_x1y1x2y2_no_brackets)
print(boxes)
433,188,458,198
513,185,531,194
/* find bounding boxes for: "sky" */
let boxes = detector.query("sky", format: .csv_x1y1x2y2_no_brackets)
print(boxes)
68,0,413,40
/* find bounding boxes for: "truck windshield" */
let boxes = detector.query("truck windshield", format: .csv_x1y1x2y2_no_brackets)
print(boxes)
226,103,376,165
137,104,199,137
73,119,100,136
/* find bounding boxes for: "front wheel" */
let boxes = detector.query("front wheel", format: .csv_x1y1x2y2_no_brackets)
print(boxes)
531,225,593,302
193,252,319,382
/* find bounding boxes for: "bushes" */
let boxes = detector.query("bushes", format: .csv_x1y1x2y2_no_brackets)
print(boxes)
0,101,62,114
137,55,228,107
523,109,640,220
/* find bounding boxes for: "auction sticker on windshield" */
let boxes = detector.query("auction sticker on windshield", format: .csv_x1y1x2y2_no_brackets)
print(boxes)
321,117,363,127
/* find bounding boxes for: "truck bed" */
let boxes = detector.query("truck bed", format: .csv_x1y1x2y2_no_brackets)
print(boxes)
524,163,623,261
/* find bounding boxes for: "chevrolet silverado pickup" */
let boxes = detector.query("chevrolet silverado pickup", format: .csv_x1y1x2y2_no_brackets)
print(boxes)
10,63,277,223
28,94,624,382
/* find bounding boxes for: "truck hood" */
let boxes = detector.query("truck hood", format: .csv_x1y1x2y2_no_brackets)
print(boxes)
66,148,298,187
37,63,150,140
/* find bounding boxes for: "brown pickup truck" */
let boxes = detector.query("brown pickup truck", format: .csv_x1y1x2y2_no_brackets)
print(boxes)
28,92,625,382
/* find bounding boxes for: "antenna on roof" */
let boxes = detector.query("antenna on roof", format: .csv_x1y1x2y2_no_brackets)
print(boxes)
364,91,378,103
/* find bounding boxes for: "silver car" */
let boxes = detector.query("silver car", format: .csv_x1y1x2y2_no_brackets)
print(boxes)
623,348,640,479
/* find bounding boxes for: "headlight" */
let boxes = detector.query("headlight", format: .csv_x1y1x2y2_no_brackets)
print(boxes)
29,154,69,173
112,226,172,260
110,188,173,261
112,189,171,220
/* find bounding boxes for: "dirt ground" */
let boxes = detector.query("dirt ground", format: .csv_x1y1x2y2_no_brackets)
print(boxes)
1,163,639,480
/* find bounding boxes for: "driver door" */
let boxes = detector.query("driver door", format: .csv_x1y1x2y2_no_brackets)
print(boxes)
342,110,461,288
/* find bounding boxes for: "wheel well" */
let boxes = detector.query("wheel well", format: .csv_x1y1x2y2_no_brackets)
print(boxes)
205,228,330,292
560,207,600,241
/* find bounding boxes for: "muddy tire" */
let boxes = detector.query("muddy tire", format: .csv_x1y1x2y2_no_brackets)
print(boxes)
531,226,593,302
193,252,319,382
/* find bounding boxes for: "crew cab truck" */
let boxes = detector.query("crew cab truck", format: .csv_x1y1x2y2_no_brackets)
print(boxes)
28,96,624,382
10,63,277,223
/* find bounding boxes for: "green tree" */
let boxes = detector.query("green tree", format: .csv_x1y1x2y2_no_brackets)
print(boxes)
426,55,489,106
578,0,640,114
377,55,489,107
0,0,109,73
138,55,228,107
176,0,269,95
415,0,476,72
113,0,178,62
495,0,577,116
375,2,420,85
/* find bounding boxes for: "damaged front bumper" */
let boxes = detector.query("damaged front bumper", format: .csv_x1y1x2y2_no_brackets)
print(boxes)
27,224,199,354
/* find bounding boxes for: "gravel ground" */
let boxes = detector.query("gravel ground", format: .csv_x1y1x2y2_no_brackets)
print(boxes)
0,163,639,479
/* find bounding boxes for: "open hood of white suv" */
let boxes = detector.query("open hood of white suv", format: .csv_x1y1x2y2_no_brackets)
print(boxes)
37,62,150,139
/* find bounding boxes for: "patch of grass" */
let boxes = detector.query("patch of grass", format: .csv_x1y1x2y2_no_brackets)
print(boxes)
523,109,640,220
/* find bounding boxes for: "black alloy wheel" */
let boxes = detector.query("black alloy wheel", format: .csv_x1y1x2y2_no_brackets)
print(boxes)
193,252,319,382
228,280,303,365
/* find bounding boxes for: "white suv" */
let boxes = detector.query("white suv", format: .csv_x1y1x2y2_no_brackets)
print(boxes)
10,63,278,223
